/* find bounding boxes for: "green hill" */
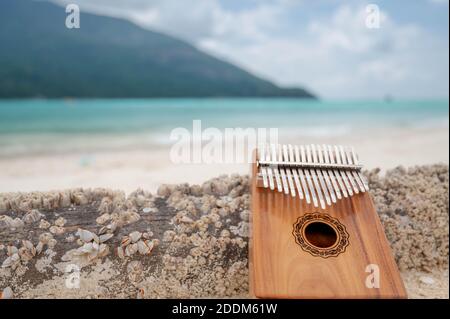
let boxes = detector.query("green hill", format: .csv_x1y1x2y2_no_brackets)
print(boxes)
0,0,315,98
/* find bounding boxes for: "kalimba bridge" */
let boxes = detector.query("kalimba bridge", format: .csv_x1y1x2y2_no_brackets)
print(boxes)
256,144,369,209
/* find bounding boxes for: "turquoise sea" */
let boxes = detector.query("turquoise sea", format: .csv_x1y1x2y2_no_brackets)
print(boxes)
0,98,448,157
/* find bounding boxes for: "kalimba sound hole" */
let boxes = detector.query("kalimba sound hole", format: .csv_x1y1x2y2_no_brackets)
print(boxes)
304,221,338,249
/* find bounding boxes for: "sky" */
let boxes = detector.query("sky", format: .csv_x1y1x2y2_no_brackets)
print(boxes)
53,0,449,99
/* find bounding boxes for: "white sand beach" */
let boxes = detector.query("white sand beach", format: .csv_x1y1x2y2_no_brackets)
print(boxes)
0,124,448,194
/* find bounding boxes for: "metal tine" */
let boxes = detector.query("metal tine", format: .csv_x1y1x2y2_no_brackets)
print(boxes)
344,147,366,193
333,145,353,196
317,145,337,203
339,145,359,194
265,144,275,190
278,144,290,195
351,147,370,191
293,145,310,203
327,145,348,198
282,145,297,197
311,145,332,206
322,144,342,200
288,144,304,200
299,145,318,207
270,144,283,192
305,145,326,209
258,144,268,189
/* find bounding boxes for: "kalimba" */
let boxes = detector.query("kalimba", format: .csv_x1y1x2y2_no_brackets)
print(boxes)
250,144,407,298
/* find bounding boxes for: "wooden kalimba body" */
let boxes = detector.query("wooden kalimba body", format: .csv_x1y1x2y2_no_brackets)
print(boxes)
250,144,407,298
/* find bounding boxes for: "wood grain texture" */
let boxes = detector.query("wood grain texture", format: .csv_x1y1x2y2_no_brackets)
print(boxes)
250,161,407,299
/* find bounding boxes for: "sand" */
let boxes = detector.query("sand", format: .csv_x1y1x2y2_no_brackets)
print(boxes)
0,125,448,194
0,164,448,299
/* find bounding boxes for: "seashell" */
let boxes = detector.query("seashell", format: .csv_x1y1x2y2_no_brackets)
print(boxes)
93,235,101,244
142,232,150,240
180,216,193,223
18,247,33,263
135,195,146,207
76,229,96,243
121,236,131,247
98,226,107,235
99,233,114,243
99,222,117,235
2,256,13,268
137,240,154,255
0,198,10,213
125,243,138,257
61,248,78,262
54,217,66,227
30,246,37,257
137,240,148,255
39,232,53,245
96,213,110,225
108,222,118,232
80,242,95,254
0,215,12,227
22,240,33,250
7,245,18,256
131,242,139,251
1,287,13,299
129,231,142,243
85,250,99,263
220,229,230,238
142,207,157,214
18,200,32,212
35,242,44,254
39,219,51,229
117,246,125,259
2,253,19,268
49,225,65,235
98,198,113,214
72,243,98,264
73,192,88,205
163,230,176,242
59,191,71,207
47,238,57,249
23,209,43,224
120,211,140,225
10,217,24,229
65,235,75,243
97,244,109,258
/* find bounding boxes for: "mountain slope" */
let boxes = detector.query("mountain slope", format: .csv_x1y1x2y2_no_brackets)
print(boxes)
0,0,315,98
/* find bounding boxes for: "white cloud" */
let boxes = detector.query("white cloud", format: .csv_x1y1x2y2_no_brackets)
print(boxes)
198,4,449,98
53,0,449,98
